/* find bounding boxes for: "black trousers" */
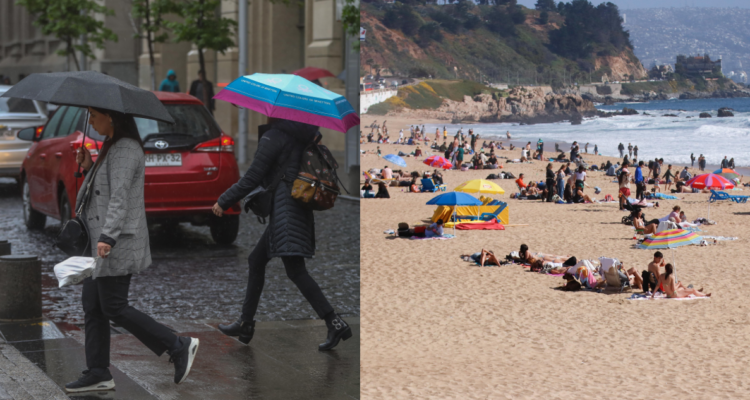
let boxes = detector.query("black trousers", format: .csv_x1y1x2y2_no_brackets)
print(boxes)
635,182,646,200
242,229,334,322
82,275,178,370
641,270,658,293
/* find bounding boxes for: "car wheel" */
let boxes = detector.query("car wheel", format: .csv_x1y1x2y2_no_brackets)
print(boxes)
210,214,240,245
22,179,46,230
59,189,72,227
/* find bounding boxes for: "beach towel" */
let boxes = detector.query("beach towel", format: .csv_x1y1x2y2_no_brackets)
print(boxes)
456,221,505,230
627,293,710,301
409,234,456,240
652,193,679,200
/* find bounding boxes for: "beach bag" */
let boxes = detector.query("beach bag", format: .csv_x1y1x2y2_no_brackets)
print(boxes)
290,134,343,211
53,257,98,288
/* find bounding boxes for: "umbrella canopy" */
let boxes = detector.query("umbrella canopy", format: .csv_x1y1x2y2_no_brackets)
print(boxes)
383,154,407,168
454,179,505,195
686,173,735,190
712,168,740,181
213,73,358,133
637,229,702,250
0,71,174,123
424,155,453,169
426,192,483,206
292,66,336,81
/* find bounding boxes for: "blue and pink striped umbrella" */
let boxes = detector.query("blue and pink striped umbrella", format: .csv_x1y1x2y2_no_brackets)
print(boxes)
214,73,359,133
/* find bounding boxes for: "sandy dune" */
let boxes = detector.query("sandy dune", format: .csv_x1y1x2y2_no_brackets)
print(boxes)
360,141,750,399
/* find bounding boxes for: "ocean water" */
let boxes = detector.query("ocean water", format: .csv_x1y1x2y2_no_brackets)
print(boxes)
420,97,750,167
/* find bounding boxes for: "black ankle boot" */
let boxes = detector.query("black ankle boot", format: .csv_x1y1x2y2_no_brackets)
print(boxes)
318,313,352,351
218,320,255,344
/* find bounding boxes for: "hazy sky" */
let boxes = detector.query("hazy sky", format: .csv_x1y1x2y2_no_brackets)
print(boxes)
516,0,750,9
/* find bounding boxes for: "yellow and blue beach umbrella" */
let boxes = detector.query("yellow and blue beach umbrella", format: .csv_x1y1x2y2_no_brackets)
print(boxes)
454,179,505,195
214,73,359,133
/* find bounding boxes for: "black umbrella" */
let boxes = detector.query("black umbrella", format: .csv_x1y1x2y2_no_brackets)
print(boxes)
0,71,174,124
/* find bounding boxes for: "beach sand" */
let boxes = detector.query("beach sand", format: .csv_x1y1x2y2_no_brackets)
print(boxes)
360,142,750,399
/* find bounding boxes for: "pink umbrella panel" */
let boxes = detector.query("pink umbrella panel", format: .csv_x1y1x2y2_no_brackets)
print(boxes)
424,156,453,170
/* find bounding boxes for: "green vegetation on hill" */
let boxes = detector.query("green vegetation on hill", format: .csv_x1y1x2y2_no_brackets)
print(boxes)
361,0,643,87
366,80,503,115
620,77,734,95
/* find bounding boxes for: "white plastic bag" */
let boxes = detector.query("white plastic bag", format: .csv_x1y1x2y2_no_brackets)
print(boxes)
53,257,97,288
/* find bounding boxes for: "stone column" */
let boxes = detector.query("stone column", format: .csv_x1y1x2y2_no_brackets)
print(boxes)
0,255,42,321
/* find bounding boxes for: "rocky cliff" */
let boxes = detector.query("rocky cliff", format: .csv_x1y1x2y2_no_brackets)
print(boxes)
385,86,596,124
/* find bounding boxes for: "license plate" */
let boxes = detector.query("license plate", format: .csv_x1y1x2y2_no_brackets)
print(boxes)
145,153,182,167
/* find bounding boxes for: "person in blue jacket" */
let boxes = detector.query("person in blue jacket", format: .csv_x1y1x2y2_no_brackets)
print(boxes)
158,70,180,92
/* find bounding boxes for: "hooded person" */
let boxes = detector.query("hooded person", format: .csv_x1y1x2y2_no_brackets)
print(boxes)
212,118,352,351
158,69,180,93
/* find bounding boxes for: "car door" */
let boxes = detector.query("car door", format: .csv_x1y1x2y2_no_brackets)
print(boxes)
45,107,83,219
26,106,68,215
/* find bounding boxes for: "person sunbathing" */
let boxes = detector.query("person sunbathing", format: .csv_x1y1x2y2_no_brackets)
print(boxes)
619,262,643,290
633,210,658,234
461,249,502,267
573,188,594,203
653,264,711,299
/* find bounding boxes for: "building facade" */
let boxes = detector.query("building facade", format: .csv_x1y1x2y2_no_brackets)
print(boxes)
139,0,359,164
0,0,140,85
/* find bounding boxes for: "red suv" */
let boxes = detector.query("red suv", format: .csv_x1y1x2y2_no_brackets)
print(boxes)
20,92,242,244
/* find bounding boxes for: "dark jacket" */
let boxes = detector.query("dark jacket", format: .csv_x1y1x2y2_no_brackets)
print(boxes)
189,79,215,111
218,120,317,258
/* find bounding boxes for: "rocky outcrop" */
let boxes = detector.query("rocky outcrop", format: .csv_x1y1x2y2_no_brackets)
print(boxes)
718,107,734,117
384,86,597,124
699,112,712,118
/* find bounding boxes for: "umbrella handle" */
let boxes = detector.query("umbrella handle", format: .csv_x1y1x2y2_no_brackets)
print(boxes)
74,163,83,178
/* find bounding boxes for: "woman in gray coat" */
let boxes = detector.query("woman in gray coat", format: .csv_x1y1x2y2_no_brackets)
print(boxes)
212,118,352,351
65,107,199,393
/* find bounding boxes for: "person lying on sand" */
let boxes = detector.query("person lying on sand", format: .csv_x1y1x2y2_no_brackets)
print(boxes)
573,188,595,203
425,219,444,238
619,262,643,290
461,250,502,267
653,263,711,299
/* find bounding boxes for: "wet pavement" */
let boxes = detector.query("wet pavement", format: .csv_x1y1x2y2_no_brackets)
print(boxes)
0,317,359,399
0,175,360,399
0,177,359,324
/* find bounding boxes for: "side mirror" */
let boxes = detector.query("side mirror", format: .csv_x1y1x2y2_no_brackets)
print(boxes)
17,127,36,141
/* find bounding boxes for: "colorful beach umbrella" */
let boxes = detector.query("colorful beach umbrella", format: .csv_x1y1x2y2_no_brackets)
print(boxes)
427,192,483,235
712,168,740,181
424,155,453,169
637,229,702,250
638,228,703,279
383,154,407,168
686,173,735,219
454,179,505,195
213,73,359,133
686,173,735,190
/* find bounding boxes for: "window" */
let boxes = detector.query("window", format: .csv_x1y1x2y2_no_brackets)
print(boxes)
41,106,67,140
56,107,82,137
134,104,220,140
0,97,36,114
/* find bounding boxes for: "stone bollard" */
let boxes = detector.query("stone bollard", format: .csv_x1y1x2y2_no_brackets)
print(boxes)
0,255,42,321
0,240,10,256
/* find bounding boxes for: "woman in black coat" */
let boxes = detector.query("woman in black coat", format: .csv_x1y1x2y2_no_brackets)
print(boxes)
211,119,352,351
